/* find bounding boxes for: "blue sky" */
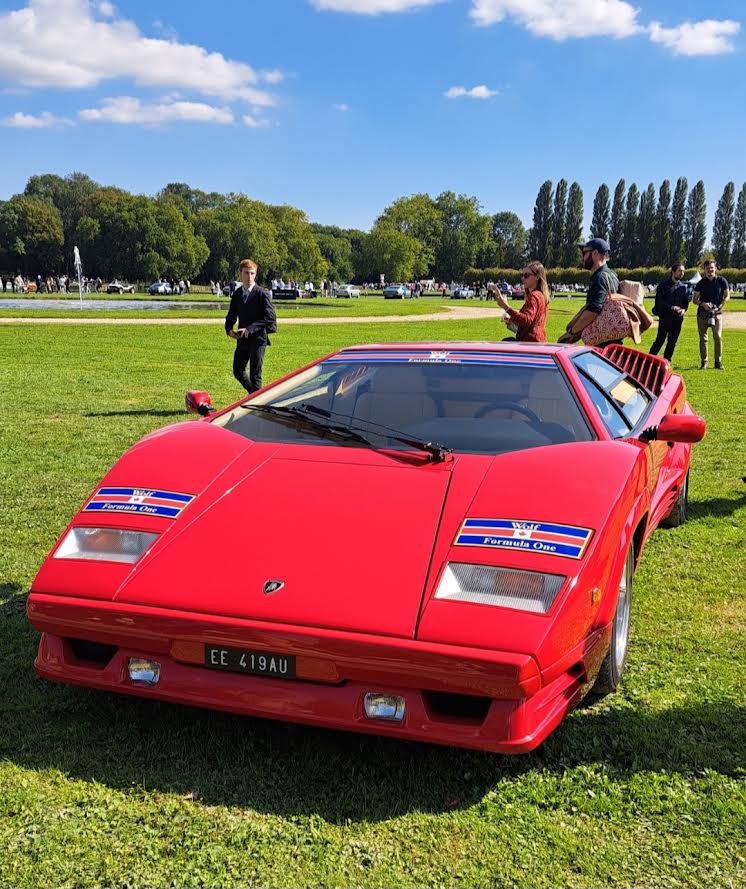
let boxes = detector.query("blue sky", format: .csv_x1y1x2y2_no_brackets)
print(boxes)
0,0,743,235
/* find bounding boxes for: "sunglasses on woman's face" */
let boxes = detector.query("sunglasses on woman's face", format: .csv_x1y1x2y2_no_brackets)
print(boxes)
521,272,534,279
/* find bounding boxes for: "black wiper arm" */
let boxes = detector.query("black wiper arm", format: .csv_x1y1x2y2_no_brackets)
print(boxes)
301,403,452,463
240,403,375,447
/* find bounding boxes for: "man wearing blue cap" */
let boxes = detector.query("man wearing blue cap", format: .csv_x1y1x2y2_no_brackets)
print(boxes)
562,238,619,344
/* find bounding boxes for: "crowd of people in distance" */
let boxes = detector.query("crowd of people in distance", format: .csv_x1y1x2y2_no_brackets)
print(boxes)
1,274,193,294
2,273,72,293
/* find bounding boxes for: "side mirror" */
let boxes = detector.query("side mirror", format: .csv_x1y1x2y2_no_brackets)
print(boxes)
640,413,706,443
185,390,215,417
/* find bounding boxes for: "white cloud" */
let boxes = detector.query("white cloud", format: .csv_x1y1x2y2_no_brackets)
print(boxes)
1,110,71,127
98,0,114,16
334,103,350,111
469,0,643,39
261,69,284,84
0,0,279,105
468,0,741,57
445,84,498,99
648,19,740,56
311,0,441,13
242,113,270,128
79,97,234,125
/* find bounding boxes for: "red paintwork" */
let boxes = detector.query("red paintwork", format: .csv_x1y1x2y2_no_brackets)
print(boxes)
654,413,707,443
27,342,705,754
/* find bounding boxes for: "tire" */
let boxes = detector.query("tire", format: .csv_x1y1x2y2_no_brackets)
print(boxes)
661,471,688,528
591,545,634,697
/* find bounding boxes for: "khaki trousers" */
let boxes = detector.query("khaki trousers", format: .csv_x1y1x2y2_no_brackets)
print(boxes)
696,314,723,365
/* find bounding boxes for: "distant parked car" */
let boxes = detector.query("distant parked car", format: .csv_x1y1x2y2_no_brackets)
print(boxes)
336,284,361,298
106,280,135,294
148,281,172,295
383,284,410,299
451,287,475,299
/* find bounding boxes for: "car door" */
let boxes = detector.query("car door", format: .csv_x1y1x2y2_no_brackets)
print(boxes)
570,351,668,512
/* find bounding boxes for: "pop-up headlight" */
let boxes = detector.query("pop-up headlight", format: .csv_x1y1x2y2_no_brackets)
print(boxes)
54,527,158,564
435,563,565,614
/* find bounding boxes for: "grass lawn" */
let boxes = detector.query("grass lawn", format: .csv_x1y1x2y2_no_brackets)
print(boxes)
0,309,744,888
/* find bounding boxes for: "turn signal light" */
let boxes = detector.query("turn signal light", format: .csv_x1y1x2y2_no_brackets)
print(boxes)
128,658,160,685
364,693,405,722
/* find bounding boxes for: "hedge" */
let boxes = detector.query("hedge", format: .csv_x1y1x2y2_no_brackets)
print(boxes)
463,266,746,286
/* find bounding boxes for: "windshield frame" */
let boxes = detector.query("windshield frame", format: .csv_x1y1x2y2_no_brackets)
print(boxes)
211,348,596,455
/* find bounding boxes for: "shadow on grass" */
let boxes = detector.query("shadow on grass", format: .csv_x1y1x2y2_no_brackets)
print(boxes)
2,590,744,823
85,409,187,418
689,491,746,519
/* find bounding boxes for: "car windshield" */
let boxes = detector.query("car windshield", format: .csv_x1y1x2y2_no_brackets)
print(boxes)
213,349,594,455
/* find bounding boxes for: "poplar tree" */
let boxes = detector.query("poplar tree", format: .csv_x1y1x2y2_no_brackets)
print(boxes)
609,179,626,262
732,183,746,268
684,180,707,268
550,179,567,267
563,182,584,267
671,177,688,263
637,183,657,267
654,179,671,265
591,184,610,240
620,183,639,268
527,180,554,265
712,181,735,267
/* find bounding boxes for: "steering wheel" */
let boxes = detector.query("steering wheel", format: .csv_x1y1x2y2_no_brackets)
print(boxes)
474,400,541,423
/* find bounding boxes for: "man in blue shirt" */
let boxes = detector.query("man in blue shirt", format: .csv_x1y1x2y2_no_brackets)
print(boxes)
693,259,729,369
649,263,690,363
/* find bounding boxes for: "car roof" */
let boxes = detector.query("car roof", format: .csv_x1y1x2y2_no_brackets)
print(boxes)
337,341,577,356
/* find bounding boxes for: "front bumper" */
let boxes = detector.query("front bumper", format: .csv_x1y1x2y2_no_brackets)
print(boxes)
28,593,600,754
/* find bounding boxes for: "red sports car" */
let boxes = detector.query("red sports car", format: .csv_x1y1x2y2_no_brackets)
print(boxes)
27,342,705,754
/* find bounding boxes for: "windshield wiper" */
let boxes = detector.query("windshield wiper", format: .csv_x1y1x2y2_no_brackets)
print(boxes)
242,402,452,462
299,403,452,463
240,403,376,447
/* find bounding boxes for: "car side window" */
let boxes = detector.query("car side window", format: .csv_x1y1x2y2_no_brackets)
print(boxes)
573,352,652,433
573,353,631,438
579,381,631,437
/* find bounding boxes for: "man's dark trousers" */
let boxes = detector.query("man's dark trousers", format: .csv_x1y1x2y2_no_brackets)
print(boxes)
649,312,683,361
233,338,266,393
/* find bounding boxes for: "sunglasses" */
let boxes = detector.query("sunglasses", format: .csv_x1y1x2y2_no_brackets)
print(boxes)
521,272,535,279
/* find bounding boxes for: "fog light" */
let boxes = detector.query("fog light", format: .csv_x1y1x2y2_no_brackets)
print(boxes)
128,658,160,685
364,693,405,722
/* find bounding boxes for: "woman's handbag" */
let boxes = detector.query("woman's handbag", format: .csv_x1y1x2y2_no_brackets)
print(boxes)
581,293,632,346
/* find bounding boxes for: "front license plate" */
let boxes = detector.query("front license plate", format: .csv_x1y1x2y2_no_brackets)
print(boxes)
204,645,296,679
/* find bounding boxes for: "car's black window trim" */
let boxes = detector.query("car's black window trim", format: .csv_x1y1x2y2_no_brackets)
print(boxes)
572,349,656,438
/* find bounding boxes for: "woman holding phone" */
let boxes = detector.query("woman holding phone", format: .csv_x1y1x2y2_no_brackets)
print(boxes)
495,261,549,342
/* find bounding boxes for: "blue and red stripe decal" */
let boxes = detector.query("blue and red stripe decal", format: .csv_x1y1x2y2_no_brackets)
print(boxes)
84,487,194,519
325,349,556,369
455,518,593,559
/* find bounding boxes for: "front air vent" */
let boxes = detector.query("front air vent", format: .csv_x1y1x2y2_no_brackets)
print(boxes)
423,690,492,723
68,638,118,666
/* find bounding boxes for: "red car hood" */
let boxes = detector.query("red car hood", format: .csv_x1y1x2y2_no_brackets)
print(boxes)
114,430,455,638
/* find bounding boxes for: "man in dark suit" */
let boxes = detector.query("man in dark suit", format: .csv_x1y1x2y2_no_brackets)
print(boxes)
224,259,277,393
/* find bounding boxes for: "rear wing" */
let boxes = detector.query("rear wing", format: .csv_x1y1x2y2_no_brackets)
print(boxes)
599,344,671,396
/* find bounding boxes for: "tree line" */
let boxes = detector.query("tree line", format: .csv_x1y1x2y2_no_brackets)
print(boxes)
1,172,745,285
529,177,746,270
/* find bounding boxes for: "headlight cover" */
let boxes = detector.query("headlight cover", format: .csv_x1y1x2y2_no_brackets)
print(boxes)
435,562,565,614
54,527,159,564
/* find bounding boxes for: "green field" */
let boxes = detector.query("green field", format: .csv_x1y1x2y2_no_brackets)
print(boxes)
0,310,744,887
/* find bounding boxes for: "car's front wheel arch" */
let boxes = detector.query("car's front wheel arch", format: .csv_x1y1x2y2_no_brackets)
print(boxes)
590,543,635,697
